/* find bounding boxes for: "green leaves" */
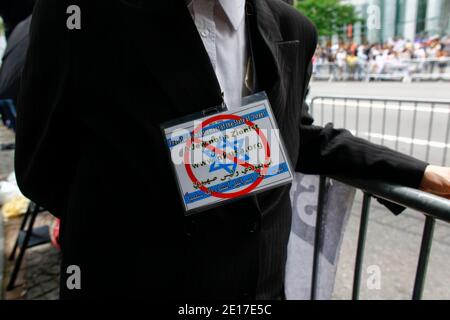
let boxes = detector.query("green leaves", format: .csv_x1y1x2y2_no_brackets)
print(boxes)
296,0,362,38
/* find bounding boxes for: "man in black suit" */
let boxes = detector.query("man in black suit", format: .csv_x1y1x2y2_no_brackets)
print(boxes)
15,0,450,299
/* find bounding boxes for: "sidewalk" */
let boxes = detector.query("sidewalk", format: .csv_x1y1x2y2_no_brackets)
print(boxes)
0,124,60,300
2,213,60,300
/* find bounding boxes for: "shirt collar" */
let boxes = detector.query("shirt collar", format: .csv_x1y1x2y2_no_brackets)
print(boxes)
186,0,246,31
219,0,246,31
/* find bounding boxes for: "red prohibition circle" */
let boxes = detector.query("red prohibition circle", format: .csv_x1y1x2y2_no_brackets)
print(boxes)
184,114,271,200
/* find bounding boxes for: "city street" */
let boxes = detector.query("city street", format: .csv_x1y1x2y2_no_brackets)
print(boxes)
308,81,450,299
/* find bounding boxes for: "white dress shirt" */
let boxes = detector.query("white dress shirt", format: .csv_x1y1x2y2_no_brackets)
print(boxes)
187,0,248,109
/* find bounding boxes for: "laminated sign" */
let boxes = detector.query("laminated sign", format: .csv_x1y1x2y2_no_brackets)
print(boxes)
162,92,294,215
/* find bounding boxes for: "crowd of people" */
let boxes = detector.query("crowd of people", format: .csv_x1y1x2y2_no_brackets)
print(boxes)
313,36,450,80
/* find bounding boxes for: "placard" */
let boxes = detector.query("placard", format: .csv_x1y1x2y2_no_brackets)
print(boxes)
162,92,294,214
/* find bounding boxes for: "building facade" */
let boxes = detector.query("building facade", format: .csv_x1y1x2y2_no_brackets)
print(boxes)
343,0,450,43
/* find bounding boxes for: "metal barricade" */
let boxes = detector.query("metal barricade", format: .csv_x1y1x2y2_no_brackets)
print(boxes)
307,95,450,300
309,96,450,166
311,176,450,300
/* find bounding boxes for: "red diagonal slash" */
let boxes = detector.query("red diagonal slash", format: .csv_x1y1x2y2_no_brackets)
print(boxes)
183,114,271,200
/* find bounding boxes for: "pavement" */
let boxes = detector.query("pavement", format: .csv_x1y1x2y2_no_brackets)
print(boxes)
0,124,60,300
1,81,449,300
333,194,450,300
0,125,14,300
0,196,3,300
2,212,60,300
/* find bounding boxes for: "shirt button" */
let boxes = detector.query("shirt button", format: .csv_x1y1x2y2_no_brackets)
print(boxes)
200,30,209,37
248,221,259,234
184,219,198,238
240,292,251,300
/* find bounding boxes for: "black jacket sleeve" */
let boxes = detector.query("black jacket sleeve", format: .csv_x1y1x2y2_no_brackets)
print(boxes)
15,0,80,216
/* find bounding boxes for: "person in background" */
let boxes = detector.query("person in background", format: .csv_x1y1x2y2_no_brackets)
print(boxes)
437,48,448,74
356,45,368,80
345,52,358,80
335,47,347,80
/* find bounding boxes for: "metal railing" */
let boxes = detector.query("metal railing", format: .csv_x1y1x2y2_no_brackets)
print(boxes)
313,58,450,82
311,176,450,300
309,96,450,167
308,95,450,299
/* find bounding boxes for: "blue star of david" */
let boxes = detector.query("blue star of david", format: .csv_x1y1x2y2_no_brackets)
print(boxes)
204,138,250,174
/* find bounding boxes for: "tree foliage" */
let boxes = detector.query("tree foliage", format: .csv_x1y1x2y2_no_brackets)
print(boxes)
296,0,362,38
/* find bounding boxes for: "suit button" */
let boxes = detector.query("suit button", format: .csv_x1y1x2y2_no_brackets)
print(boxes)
184,219,198,237
248,221,259,234
240,292,251,300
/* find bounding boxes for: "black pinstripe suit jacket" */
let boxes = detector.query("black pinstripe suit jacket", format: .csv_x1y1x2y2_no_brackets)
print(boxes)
15,0,427,299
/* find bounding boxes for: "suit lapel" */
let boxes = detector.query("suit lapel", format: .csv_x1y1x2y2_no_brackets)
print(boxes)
118,0,224,117
249,0,303,215
250,0,300,113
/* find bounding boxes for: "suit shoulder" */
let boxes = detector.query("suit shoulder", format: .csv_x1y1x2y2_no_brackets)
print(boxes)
266,0,318,49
